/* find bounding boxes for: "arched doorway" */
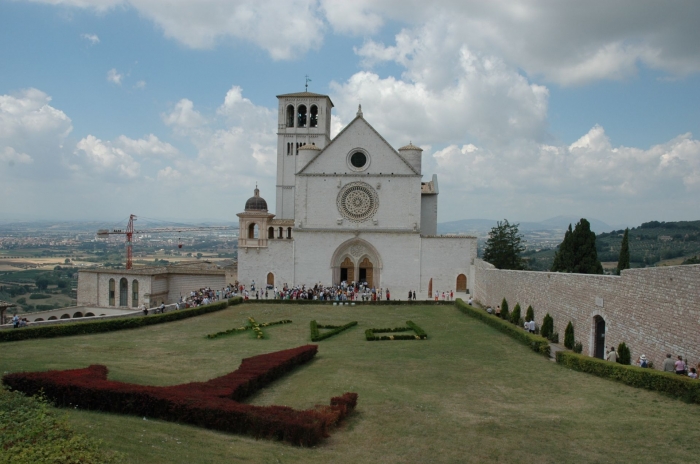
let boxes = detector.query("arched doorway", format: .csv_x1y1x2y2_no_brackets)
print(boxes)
73,312,83,318
456,274,467,292
340,257,354,283
119,278,128,307
248,223,259,239
594,315,606,359
428,278,433,295
358,257,373,286
267,272,274,287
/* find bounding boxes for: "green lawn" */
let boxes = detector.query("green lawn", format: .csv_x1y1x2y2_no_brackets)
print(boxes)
2,303,699,463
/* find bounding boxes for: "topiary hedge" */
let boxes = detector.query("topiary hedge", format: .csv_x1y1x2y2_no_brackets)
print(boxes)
0,298,243,343
310,320,358,341
556,350,700,403
365,320,427,341
454,299,550,357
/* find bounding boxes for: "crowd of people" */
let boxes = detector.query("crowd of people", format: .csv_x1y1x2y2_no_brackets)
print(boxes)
233,281,406,302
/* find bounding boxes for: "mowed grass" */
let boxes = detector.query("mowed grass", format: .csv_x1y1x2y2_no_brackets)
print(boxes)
2,303,699,463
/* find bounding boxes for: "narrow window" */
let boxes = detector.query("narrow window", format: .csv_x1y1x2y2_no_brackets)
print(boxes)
297,105,307,128
278,227,283,238
132,279,139,307
248,223,259,239
287,227,292,239
287,142,290,156
286,105,294,127
310,105,318,127
268,227,275,239
109,278,115,306
119,278,128,307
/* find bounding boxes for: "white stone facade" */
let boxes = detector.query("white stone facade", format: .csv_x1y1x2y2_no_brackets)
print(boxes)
237,92,476,298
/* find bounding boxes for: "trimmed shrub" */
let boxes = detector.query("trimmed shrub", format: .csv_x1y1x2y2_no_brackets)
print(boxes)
525,305,534,322
207,317,292,339
310,320,358,341
2,345,358,446
366,321,427,341
0,298,242,343
617,342,631,365
454,299,550,357
540,313,554,340
556,350,700,403
573,341,583,353
501,298,509,321
510,303,521,325
564,322,575,349
29,294,51,300
550,332,559,344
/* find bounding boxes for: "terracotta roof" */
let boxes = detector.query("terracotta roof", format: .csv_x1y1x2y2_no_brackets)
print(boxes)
399,142,423,151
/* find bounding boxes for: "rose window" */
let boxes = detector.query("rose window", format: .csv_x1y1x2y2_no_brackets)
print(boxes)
337,182,379,222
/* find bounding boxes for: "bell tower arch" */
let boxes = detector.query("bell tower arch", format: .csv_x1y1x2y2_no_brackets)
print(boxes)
275,91,334,220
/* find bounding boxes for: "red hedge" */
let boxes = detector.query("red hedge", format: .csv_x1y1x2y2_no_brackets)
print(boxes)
2,345,357,446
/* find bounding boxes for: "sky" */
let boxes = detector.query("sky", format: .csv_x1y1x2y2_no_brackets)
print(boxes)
1,0,699,229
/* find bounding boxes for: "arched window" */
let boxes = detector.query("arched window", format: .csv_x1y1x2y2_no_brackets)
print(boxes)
34,318,44,322
297,105,307,127
109,278,115,306
268,227,275,239
60,314,70,319
132,279,139,307
267,272,274,287
73,312,84,318
248,223,259,239
278,227,283,238
119,278,128,307
85,312,95,317
287,227,292,239
286,105,294,127
310,105,318,127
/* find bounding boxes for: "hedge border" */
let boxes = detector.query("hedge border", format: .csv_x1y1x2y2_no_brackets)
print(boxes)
310,321,358,342
556,350,700,403
244,299,439,305
207,317,292,339
454,299,550,357
2,345,358,446
0,297,243,343
365,320,428,341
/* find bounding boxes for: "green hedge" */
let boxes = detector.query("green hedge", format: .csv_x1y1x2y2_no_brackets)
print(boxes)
0,298,243,343
244,299,431,305
365,320,428,341
310,320,358,341
556,350,700,403
454,299,550,357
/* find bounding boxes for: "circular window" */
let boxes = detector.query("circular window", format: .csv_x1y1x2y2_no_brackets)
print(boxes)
337,182,379,222
350,152,367,168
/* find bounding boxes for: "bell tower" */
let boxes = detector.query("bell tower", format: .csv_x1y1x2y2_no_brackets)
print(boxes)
275,91,334,219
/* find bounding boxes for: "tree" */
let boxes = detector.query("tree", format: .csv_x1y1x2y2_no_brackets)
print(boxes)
35,278,49,291
617,342,631,365
510,303,521,325
550,219,603,274
500,298,509,321
483,220,525,270
541,313,554,339
525,305,534,322
564,322,574,349
616,228,630,274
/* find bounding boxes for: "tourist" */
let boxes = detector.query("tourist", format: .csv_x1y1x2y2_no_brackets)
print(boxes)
524,320,529,331
495,305,501,317
412,290,416,300
468,297,473,305
486,307,493,314
386,289,390,301
640,355,648,368
606,346,617,362
528,319,536,333
450,290,453,301
159,301,166,314
689,367,698,379
143,305,148,316
12,314,19,328
662,354,675,372
675,355,686,375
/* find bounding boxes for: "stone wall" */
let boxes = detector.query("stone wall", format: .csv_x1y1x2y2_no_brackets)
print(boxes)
473,259,700,368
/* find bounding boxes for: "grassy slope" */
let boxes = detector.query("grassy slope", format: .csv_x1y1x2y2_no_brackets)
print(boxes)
2,303,699,463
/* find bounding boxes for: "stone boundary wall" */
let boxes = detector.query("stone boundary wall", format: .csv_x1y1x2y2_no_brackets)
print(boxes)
473,259,700,369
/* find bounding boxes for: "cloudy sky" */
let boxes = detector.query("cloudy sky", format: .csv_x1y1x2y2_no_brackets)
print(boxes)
1,1,699,228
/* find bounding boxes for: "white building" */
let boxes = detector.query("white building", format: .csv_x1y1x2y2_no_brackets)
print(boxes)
237,91,476,298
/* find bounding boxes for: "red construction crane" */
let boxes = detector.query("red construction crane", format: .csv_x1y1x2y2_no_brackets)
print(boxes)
97,214,235,269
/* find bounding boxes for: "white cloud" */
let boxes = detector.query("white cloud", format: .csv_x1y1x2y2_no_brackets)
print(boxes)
106,68,123,85
134,80,146,89
74,135,141,179
0,147,33,165
80,33,100,44
162,99,205,131
115,134,178,158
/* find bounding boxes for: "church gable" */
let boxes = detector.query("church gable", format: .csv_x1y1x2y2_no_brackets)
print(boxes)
298,116,418,176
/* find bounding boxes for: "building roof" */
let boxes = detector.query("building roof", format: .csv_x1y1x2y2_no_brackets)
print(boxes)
399,142,423,151
245,186,268,211
276,92,334,107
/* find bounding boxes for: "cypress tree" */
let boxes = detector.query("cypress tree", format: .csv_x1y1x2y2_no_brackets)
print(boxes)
564,321,574,349
510,303,521,325
617,228,630,274
551,219,603,274
617,342,631,365
501,298,509,321
525,305,534,322
541,313,554,339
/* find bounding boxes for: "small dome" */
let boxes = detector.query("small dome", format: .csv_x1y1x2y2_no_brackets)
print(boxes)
398,142,422,151
299,143,321,151
245,186,268,211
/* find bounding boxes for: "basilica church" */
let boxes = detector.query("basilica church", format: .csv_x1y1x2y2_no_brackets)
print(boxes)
237,91,476,298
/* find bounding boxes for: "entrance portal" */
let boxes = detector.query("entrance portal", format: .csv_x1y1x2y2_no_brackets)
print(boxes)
340,257,354,283
266,272,274,287
359,257,373,286
456,274,467,292
594,315,606,359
